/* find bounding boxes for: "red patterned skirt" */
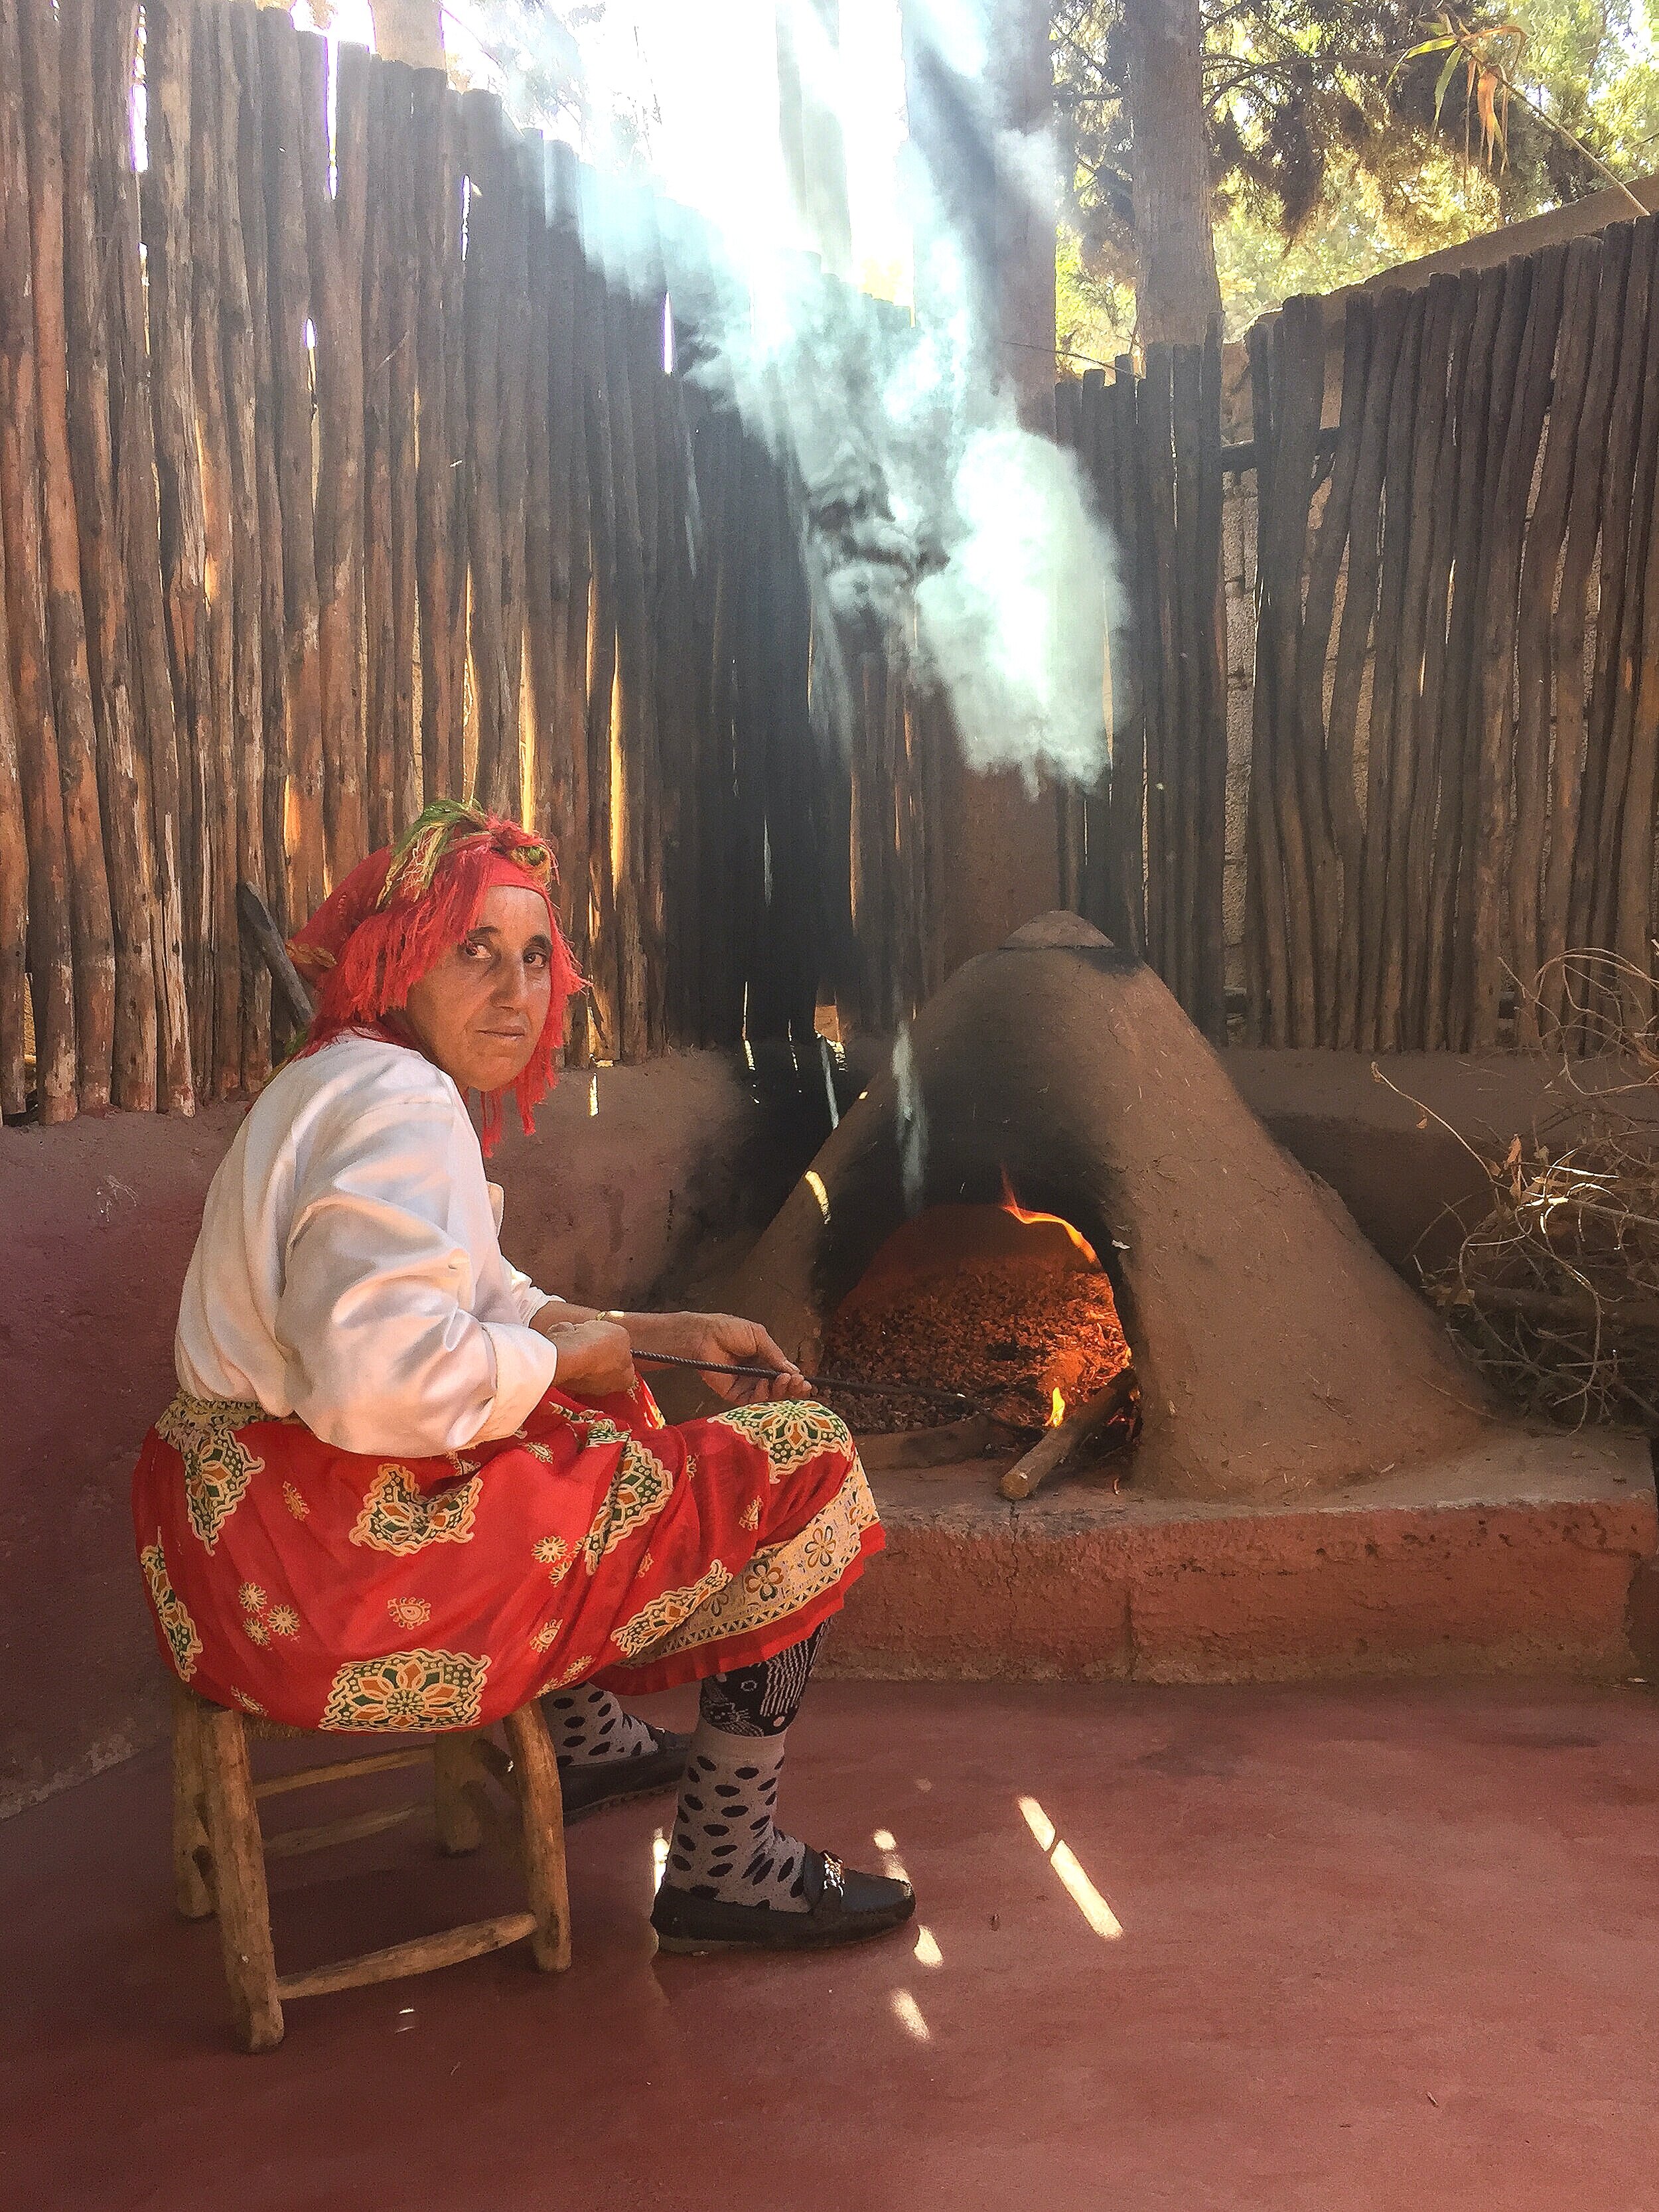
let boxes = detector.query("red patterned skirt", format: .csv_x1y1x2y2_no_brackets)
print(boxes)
131,1384,881,1731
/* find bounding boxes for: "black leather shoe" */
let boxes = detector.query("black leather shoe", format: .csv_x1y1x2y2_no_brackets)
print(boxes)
650,1849,916,1954
555,1722,691,1824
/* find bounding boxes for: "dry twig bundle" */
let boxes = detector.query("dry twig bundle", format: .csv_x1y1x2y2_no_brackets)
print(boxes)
1418,951,1659,1429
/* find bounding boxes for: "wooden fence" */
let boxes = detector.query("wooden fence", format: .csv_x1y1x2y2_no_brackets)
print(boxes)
1238,223,1659,1051
1050,216,1659,1057
11,1,1659,1127
1055,337,1228,1042
0,0,942,1125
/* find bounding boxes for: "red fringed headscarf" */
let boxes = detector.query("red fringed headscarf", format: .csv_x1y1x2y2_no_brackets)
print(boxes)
287,800,582,1155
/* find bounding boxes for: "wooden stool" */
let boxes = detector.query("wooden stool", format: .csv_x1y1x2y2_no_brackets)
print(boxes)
170,1682,571,2051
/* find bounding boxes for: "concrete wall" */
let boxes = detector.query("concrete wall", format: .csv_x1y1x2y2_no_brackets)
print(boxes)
0,1052,816,1817
1227,1049,1659,1279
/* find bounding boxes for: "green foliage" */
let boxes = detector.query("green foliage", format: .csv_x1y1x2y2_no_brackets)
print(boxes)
1055,0,1659,350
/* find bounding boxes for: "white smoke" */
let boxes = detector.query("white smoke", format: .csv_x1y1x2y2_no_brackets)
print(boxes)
916,426,1117,789
456,0,1118,788
891,1018,928,1214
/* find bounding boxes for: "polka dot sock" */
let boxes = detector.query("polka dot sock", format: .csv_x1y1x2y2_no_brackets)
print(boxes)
660,1628,828,1913
545,1684,658,1767
662,1728,812,1911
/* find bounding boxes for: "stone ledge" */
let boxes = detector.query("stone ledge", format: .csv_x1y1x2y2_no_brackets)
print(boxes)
828,1431,1657,1685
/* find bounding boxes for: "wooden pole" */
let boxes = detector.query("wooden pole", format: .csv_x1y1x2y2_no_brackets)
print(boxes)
1591,220,1659,1030
626,247,670,1050
1169,343,1205,1015
302,31,369,880
0,0,76,1119
230,3,290,978
1192,328,1227,1042
20,0,116,1109
522,145,563,859
1376,273,1458,1051
145,0,216,1085
555,153,592,1062
96,0,192,1113
1242,320,1285,1044
1107,356,1145,962
1568,219,1654,1013
1252,301,1325,1045
1356,285,1426,1051
382,64,421,838
538,144,584,885
1400,270,1478,1049
494,135,533,826
411,72,455,803
1424,263,1504,1049
360,60,394,853
598,259,651,1061
190,15,244,1098
1293,291,1370,1043
1467,246,1562,1046
1327,288,1404,1047
1136,345,1176,989
213,7,270,1092
580,248,621,1059
57,0,159,1110
0,502,28,1118
1540,230,1624,1029
462,89,510,816
691,406,738,1045
258,5,324,922
1612,252,1659,1033
1512,240,1598,1043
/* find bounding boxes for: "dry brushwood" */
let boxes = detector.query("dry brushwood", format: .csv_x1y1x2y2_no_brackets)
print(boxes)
1416,949,1659,1430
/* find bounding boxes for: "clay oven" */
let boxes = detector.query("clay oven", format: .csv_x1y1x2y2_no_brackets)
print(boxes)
729,915,1493,1503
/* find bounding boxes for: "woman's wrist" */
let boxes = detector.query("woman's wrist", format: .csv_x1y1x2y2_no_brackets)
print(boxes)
624,1300,703,1353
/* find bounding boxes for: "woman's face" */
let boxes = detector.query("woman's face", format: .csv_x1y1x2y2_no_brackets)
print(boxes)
400,884,556,1096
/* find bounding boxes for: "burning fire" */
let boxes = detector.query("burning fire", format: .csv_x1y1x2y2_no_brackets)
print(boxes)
999,1171,1102,1270
1048,1387,1066,1429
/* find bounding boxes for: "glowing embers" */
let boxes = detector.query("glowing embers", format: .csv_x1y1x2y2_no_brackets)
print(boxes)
821,1182,1132,1435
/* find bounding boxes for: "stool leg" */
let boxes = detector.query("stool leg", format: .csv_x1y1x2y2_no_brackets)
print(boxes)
433,1735,483,1854
502,1702,571,1972
198,1704,284,2052
170,1684,215,1920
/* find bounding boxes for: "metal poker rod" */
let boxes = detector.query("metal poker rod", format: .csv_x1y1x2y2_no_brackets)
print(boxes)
629,1349,989,1416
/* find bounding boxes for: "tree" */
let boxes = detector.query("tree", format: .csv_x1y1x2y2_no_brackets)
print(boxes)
1123,0,1224,341
1055,0,1659,351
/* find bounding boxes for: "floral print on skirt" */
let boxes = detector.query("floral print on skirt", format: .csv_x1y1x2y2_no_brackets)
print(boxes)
131,1383,881,1730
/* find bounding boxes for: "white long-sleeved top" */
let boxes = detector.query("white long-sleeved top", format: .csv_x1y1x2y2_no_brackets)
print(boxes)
175,1032,563,1457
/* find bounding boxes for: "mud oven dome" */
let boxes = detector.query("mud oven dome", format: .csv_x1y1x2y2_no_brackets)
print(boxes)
729,912,1496,1505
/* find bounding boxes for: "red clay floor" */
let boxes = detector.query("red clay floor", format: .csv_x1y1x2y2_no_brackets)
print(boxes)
5,1677,1659,2211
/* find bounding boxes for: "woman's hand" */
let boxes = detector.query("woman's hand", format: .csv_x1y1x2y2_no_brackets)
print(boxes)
626,1310,808,1405
531,1312,637,1399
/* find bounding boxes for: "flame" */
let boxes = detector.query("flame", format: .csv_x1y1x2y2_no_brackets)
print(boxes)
1048,1387,1066,1428
999,1169,1102,1270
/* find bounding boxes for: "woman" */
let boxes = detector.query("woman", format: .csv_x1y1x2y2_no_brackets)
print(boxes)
133,800,912,1954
